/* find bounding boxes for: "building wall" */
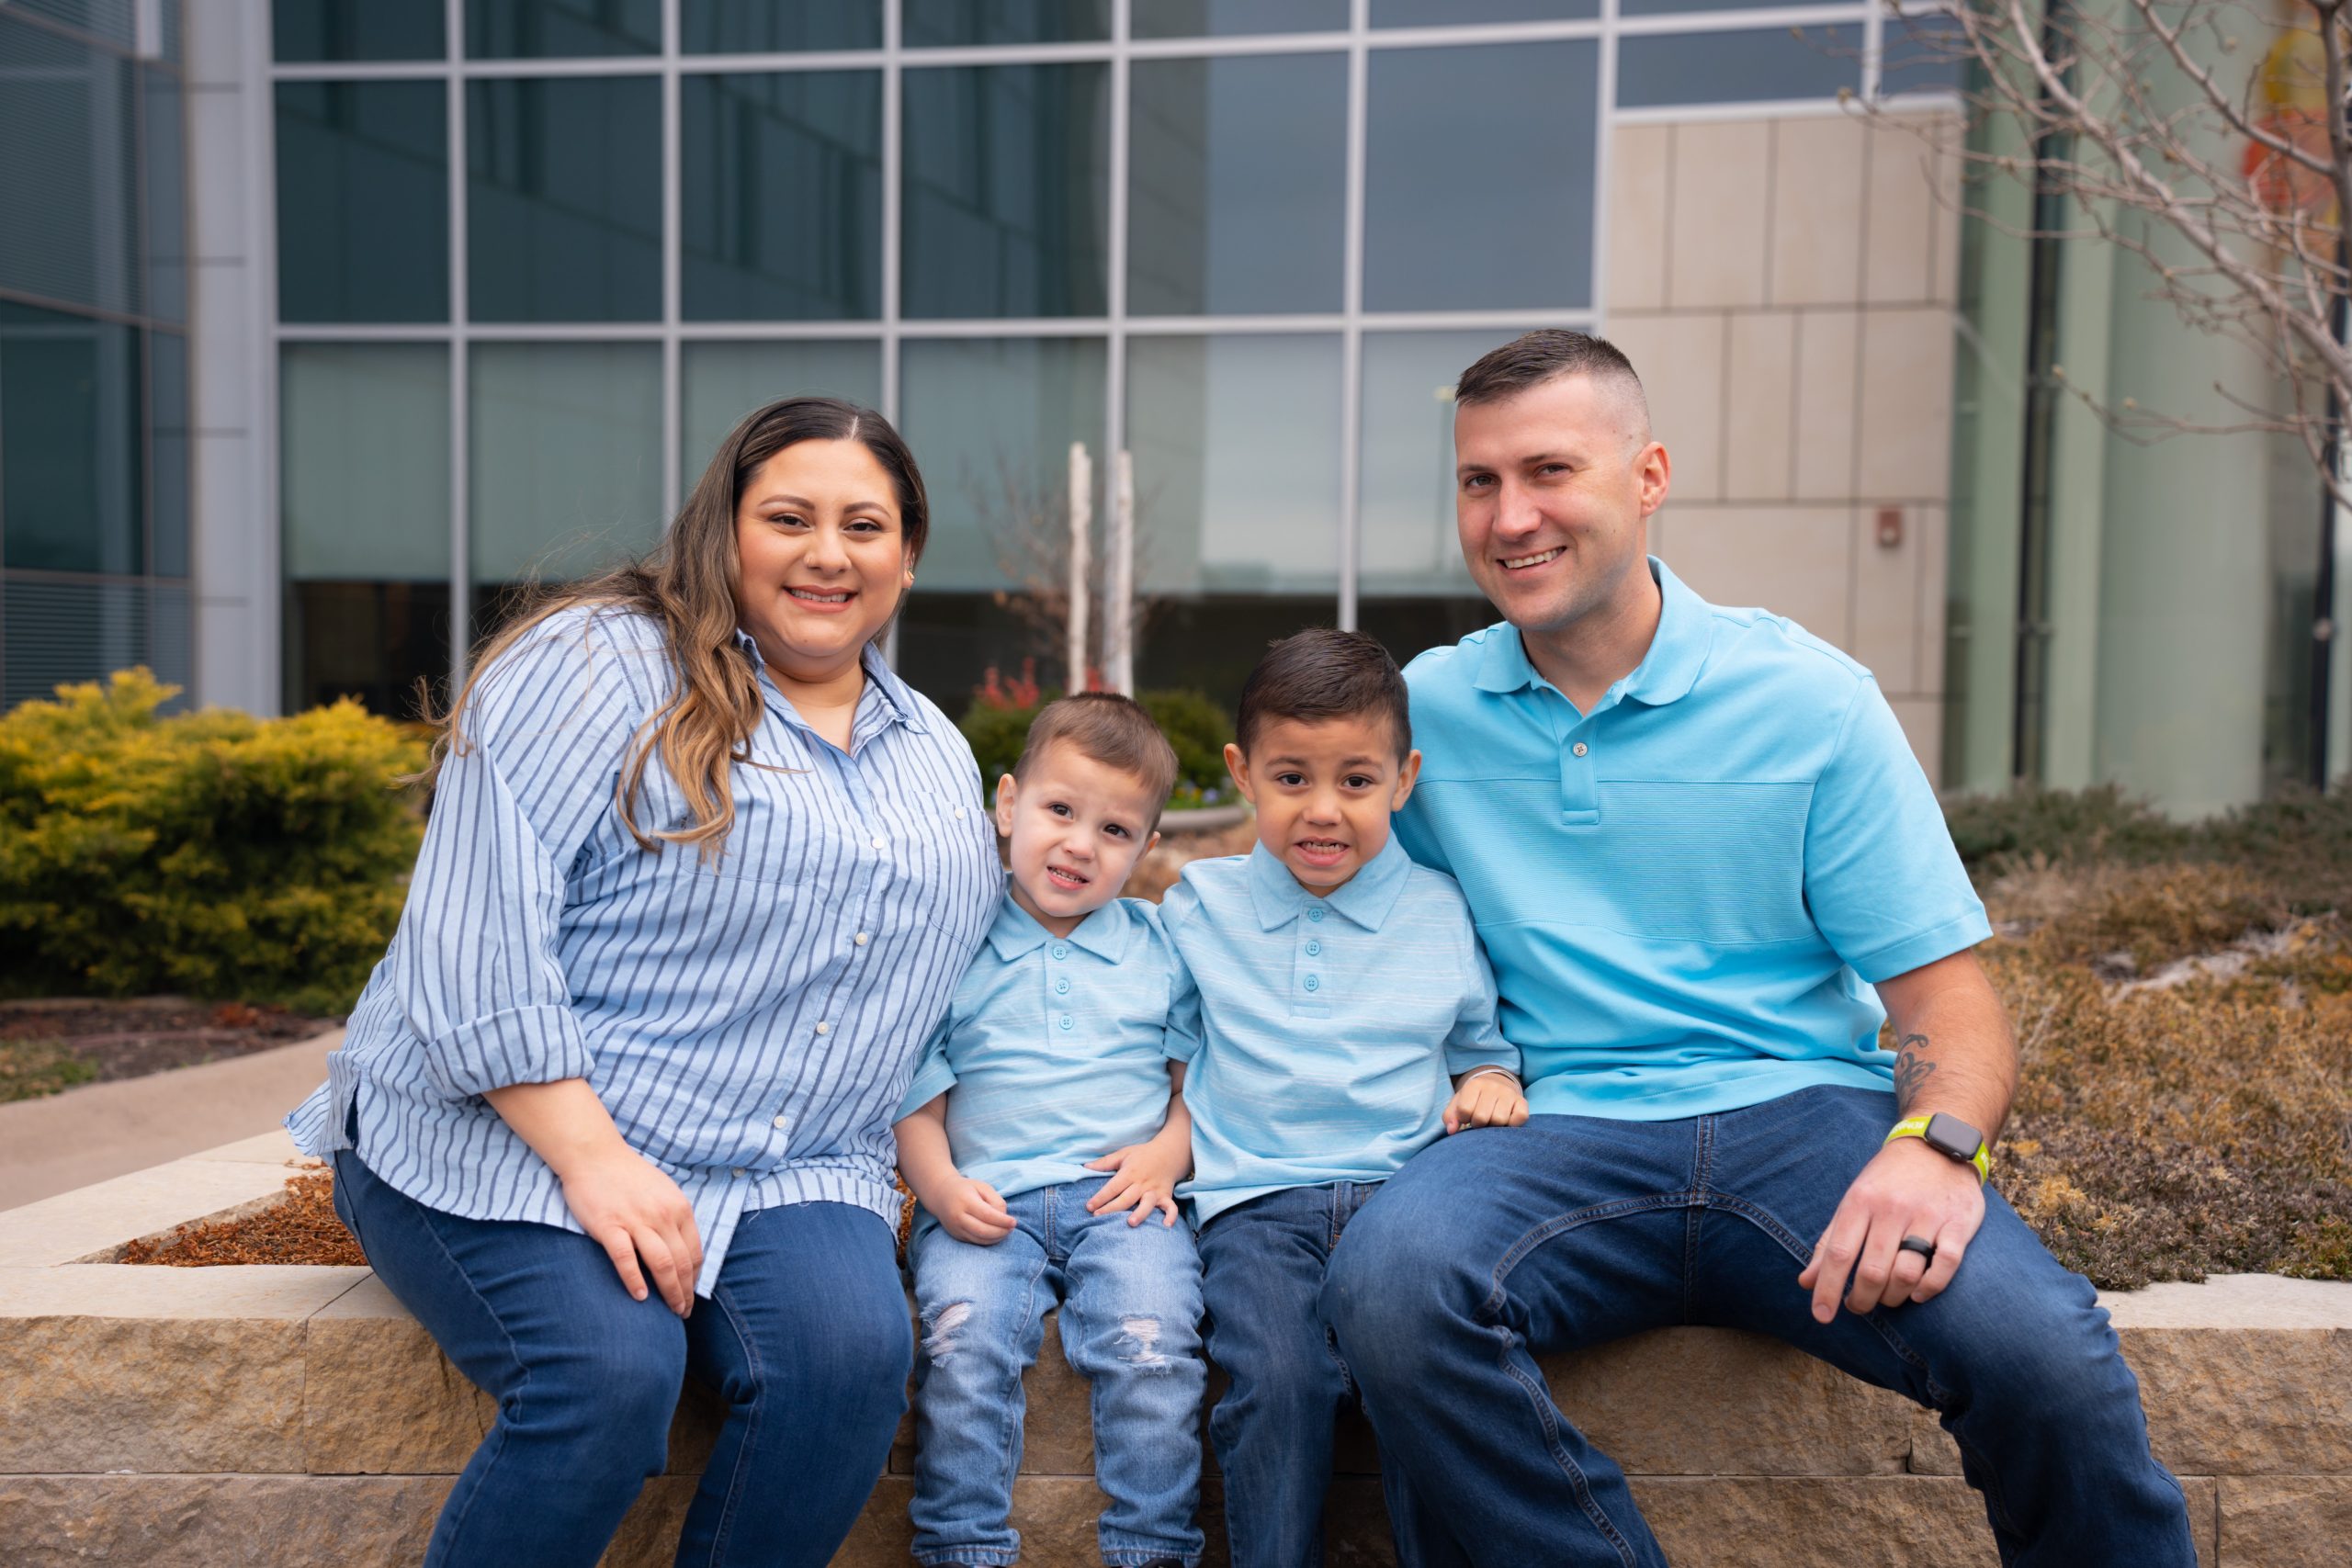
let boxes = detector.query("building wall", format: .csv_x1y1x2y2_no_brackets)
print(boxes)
1605,109,1962,780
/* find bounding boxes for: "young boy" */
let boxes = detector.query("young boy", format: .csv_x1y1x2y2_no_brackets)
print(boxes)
1159,629,1526,1568
894,693,1205,1568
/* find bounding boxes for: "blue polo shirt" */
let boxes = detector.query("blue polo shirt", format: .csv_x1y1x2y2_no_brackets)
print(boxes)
1161,836,1518,1226
1393,557,1989,1122
898,895,1184,1217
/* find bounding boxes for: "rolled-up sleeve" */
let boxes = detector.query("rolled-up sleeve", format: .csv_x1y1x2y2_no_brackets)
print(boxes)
393,615,649,1100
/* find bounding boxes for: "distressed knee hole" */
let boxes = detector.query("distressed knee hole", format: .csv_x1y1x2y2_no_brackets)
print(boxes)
1117,1314,1174,1371
922,1300,973,1362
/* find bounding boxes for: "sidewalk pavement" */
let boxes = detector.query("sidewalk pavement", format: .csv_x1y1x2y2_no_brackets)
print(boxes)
0,1029,342,1213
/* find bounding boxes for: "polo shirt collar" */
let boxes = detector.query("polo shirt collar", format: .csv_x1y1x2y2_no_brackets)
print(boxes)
732,631,930,737
1246,835,1413,933
984,895,1131,963
1469,556,1707,709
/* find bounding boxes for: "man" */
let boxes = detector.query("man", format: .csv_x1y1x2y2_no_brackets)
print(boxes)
1322,331,2193,1566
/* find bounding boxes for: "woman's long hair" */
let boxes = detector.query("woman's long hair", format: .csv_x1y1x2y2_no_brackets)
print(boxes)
415,396,931,863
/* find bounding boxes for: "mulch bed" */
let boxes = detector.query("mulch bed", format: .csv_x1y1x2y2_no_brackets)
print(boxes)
120,1171,367,1268
0,998,339,1103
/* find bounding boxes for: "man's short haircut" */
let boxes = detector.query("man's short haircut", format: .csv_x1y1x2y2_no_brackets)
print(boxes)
1453,329,1649,435
1012,692,1181,830
1235,628,1412,764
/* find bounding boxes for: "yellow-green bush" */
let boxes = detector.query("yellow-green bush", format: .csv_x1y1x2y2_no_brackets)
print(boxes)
0,670,425,1013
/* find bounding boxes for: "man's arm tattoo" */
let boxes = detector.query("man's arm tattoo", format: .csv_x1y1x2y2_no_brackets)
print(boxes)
1892,1032,1937,1114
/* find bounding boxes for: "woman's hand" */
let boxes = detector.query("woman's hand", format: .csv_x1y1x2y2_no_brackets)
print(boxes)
555,1143,705,1315
1444,1068,1529,1134
929,1175,1020,1246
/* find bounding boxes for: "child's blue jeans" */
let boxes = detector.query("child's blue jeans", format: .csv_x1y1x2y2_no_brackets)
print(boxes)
909,1174,1207,1567
1193,1179,1385,1568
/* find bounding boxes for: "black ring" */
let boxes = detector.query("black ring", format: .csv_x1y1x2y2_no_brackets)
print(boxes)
1898,1235,1937,1263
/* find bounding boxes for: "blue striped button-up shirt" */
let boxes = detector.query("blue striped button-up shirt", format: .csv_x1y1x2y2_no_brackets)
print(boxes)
1161,836,1518,1226
287,607,1002,1295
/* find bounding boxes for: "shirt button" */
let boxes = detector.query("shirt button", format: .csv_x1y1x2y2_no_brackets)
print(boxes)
1573,741,1589,757
772,1114,789,1129
1305,940,1321,956
1305,975,1321,992
1307,908,1325,923
871,836,886,850
731,1168,747,1179
854,931,870,946
814,1021,831,1035
1055,977,1070,995
1051,943,1069,959
954,808,966,819
1059,1014,1075,1031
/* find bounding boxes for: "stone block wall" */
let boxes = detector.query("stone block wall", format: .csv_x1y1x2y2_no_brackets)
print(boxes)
3,1138,2347,1564
1607,109,1962,776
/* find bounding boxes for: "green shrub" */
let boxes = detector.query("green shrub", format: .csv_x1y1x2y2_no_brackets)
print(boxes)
957,687,1237,801
0,670,426,1013
1942,784,2191,874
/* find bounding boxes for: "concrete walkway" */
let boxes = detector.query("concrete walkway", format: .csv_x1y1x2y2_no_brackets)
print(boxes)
0,1029,342,1212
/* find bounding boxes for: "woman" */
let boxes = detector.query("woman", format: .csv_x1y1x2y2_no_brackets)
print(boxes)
287,398,1002,1566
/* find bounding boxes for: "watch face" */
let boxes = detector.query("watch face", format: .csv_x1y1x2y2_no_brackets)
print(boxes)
1923,1111,1983,1161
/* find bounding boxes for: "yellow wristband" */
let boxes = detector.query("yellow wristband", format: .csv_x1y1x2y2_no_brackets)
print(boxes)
1884,1114,1990,1183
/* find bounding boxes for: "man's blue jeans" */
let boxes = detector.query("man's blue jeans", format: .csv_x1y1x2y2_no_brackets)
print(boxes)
909,1175,1206,1567
1194,1180,1384,1568
332,1145,910,1568
1322,1087,2198,1568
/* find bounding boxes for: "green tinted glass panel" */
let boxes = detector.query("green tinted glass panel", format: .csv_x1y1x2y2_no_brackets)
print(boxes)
1358,330,1502,599
1365,42,1595,310
273,0,445,62
141,65,186,323
683,72,882,321
468,76,660,321
469,342,663,582
1617,28,1859,107
0,302,141,574
903,0,1109,46
1132,0,1344,36
277,81,449,322
681,0,881,51
0,17,139,318
681,341,884,496
150,329,188,578
282,344,451,581
1375,0,1596,18
903,63,1109,319
465,0,659,57
1128,53,1344,316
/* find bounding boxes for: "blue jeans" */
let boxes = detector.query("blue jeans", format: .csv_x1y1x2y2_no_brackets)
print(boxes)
332,1145,910,1568
909,1176,1206,1567
1194,1180,1383,1568
1322,1087,2198,1568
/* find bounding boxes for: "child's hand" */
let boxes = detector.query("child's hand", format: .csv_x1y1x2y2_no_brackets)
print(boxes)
932,1176,1019,1246
1444,1069,1529,1134
1083,1136,1189,1228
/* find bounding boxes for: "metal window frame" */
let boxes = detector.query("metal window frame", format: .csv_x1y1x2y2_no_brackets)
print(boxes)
261,0,1936,693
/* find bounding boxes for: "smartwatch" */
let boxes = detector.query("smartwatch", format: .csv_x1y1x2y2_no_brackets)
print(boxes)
1885,1111,1989,1183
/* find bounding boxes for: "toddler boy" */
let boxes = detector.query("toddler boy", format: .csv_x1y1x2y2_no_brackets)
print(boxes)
895,693,1204,1568
1159,629,1526,1568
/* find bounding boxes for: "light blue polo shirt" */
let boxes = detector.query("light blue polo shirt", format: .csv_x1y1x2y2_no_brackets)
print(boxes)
1393,557,1990,1122
898,895,1184,1217
1160,836,1518,1226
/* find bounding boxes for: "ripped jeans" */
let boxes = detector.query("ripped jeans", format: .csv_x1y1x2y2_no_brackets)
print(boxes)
909,1175,1206,1567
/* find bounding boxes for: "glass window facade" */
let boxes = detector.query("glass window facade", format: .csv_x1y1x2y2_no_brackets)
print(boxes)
0,8,189,710
263,0,1931,728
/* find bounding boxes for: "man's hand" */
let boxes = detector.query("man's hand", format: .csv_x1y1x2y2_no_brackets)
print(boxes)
1444,1069,1529,1134
553,1143,705,1317
928,1174,1020,1246
1084,1132,1189,1228
1796,1137,1985,1321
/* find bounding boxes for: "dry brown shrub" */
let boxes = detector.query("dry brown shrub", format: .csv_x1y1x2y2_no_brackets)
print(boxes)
2011,862,2290,974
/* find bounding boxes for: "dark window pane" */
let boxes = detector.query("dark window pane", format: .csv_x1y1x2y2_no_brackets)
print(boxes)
273,0,445,62
276,80,449,322
285,581,453,720
150,328,188,578
903,63,1109,319
1623,0,1813,15
0,301,141,574
903,1,1109,47
141,64,186,323
1128,53,1344,316
1364,42,1596,310
1375,0,1595,20
1883,12,1969,97
681,1,881,51
152,581,191,699
1357,598,1499,672
1617,28,1859,107
465,0,659,57
1132,0,1345,37
468,76,660,322
8,1,134,50
4,579,153,710
0,17,139,317
683,72,882,321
